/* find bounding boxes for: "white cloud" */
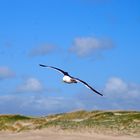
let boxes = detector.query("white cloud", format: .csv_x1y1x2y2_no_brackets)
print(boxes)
70,37,114,57
104,77,140,99
0,66,15,80
104,77,128,94
29,44,56,57
16,77,44,93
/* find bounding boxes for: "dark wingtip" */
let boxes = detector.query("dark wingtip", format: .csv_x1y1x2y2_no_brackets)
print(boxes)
96,91,103,96
100,93,103,96
39,64,46,67
98,92,103,96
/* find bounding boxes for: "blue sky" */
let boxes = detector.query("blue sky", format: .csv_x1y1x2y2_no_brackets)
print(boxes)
0,0,140,116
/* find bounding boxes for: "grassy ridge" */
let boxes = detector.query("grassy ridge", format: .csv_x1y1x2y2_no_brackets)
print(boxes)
0,111,140,136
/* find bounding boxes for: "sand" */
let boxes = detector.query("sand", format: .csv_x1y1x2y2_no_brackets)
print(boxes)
0,129,139,140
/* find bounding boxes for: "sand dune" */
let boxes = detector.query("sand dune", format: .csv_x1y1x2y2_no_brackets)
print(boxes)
0,129,139,140
0,111,139,140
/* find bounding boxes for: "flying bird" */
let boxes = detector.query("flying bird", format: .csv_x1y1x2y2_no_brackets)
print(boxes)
39,64,103,96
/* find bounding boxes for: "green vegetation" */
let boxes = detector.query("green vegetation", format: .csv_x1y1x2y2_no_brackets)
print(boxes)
0,115,31,131
0,111,140,136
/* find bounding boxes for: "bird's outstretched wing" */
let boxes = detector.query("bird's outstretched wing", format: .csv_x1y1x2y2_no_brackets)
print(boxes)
75,78,103,96
39,64,69,76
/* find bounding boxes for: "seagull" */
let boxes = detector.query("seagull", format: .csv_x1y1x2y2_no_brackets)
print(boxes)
39,64,103,96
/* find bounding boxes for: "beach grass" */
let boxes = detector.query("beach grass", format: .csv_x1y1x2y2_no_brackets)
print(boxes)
0,110,139,136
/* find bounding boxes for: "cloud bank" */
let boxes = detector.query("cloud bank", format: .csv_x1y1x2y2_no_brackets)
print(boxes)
69,37,114,57
0,76,139,116
0,95,83,116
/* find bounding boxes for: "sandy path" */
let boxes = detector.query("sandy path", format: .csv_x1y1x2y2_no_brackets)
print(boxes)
0,129,139,140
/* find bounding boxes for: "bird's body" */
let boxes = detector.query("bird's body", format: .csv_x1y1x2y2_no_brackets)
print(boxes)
39,64,103,96
63,75,77,83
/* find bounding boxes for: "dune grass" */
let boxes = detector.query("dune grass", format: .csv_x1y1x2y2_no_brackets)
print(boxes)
0,111,140,136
